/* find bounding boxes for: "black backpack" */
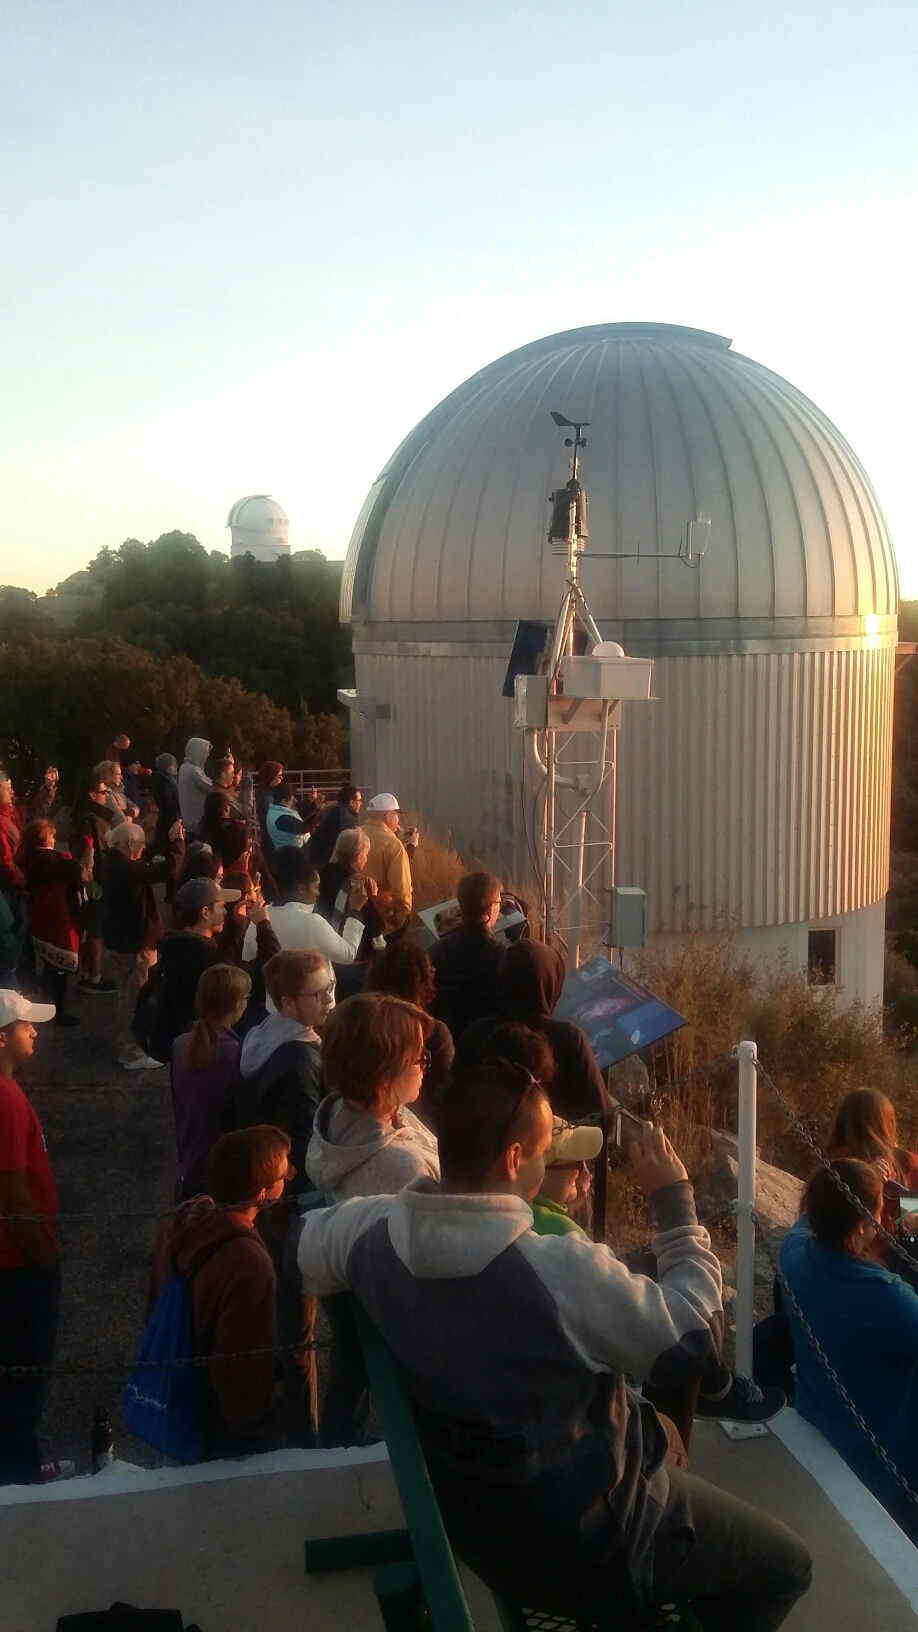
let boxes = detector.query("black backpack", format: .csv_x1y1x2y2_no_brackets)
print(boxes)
131,961,171,1063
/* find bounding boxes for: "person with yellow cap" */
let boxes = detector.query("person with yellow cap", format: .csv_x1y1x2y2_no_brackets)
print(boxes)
530,1118,603,1238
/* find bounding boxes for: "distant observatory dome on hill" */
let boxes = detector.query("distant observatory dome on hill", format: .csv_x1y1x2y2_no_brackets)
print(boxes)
340,320,899,1005
227,495,289,561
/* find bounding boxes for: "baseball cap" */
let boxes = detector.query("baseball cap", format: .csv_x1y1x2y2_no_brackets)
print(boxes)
174,878,241,915
546,1117,604,1166
0,990,56,1029
367,793,401,813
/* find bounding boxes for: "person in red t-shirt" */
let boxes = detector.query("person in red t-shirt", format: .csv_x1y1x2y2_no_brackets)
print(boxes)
0,990,73,1484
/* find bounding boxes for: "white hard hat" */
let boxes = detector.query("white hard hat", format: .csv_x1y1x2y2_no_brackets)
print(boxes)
367,793,401,812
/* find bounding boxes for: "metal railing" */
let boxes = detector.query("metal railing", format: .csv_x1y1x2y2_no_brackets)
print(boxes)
284,767,353,801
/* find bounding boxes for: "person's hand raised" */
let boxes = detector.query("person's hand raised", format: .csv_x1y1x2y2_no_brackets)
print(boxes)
628,1122,688,1196
247,896,270,924
348,878,369,910
168,820,184,842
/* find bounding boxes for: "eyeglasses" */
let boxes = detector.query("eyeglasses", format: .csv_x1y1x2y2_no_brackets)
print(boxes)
487,1058,539,1158
414,1048,431,1070
303,980,336,1001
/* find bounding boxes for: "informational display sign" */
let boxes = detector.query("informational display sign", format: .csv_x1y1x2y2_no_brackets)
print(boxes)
553,955,686,1069
417,897,528,943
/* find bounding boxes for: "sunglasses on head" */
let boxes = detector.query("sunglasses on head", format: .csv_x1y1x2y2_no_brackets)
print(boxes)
487,1057,539,1158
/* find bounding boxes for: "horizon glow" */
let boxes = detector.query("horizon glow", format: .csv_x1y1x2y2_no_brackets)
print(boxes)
1,1,916,598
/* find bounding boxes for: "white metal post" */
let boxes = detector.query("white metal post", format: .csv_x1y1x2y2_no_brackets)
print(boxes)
734,1039,758,1379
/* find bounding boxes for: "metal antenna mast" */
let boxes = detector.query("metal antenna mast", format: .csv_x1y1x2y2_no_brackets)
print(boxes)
514,413,709,967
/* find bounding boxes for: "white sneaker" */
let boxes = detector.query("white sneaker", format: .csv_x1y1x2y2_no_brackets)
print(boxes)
121,1054,166,1071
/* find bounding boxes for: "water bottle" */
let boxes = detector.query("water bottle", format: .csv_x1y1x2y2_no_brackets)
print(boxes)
91,1406,114,1473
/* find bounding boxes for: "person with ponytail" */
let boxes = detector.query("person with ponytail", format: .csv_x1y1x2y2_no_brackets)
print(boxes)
825,1087,918,1248
780,1158,918,1530
170,963,251,1199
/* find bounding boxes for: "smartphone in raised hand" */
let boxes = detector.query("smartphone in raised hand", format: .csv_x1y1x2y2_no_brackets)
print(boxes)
612,1106,648,1149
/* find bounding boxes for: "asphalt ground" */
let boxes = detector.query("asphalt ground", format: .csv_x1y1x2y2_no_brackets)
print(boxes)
15,975,332,1475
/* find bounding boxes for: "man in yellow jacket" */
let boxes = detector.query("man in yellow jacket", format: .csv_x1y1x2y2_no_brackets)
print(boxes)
363,794,414,935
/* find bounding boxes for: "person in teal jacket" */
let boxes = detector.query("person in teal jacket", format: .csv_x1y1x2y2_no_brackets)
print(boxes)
780,1156,918,1531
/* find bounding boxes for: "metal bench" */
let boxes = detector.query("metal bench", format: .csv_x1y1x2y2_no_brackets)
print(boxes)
305,1295,703,1632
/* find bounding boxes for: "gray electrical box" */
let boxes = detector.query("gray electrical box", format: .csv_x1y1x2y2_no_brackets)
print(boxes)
606,886,647,949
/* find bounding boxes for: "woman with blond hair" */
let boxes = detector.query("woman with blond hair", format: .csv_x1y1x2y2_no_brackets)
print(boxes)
315,826,385,986
170,963,252,1198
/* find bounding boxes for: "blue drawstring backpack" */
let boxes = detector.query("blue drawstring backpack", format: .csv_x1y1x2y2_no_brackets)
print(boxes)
123,1239,233,1464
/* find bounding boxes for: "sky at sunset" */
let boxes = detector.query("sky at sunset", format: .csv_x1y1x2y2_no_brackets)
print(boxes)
1,0,916,595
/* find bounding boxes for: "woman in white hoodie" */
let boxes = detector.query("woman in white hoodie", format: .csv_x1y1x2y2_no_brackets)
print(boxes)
305,992,440,1200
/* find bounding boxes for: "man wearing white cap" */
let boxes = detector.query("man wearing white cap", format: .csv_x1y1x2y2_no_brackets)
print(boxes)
362,794,415,936
0,992,73,1483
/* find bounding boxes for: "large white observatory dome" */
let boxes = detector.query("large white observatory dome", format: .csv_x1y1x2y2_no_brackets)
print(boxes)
341,322,900,1004
343,322,895,631
227,494,290,562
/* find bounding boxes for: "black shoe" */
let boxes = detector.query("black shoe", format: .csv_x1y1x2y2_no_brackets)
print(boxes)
54,1013,81,1028
696,1375,785,1422
78,976,117,994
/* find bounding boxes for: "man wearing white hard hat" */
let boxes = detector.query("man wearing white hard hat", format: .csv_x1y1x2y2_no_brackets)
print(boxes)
362,794,416,936
0,992,74,1483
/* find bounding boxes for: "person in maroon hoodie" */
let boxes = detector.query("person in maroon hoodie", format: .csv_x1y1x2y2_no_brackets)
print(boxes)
21,820,85,1028
146,1124,291,1459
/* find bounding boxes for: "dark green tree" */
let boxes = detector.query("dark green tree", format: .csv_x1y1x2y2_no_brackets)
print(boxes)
0,634,346,794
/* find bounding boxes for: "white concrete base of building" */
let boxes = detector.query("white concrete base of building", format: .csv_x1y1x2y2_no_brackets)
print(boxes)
642,894,887,1007
733,895,887,1008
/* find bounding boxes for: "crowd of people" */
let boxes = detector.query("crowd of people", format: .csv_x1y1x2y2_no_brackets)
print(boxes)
4,733,918,1623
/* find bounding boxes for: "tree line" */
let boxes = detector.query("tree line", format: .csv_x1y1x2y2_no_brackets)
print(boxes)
0,531,352,789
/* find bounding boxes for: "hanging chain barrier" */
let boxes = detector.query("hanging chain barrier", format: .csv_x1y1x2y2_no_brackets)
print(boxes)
0,1336,334,1380
575,1053,736,1130
753,1058,918,1275
0,1195,317,1224
751,1058,918,1509
752,1209,918,1511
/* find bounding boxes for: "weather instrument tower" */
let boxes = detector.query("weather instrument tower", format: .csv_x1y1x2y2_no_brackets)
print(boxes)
514,413,711,967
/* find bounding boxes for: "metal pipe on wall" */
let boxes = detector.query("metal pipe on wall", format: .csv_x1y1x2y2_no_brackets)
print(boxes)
734,1039,759,1379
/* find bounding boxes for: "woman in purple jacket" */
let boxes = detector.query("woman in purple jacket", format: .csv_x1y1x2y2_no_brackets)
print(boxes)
170,963,252,1198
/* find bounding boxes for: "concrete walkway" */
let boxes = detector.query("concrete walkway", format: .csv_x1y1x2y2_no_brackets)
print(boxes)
1,1421,916,1631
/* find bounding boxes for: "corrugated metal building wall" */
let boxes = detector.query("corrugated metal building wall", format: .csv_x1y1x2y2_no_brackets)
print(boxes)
355,642,894,935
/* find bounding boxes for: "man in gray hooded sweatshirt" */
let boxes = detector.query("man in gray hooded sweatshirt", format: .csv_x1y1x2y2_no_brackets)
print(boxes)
229,947,336,1446
298,1063,812,1629
177,737,212,835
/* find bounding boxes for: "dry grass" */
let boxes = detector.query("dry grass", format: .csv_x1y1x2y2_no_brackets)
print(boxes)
406,833,916,1200
406,820,537,927
406,820,468,912
635,931,916,1178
